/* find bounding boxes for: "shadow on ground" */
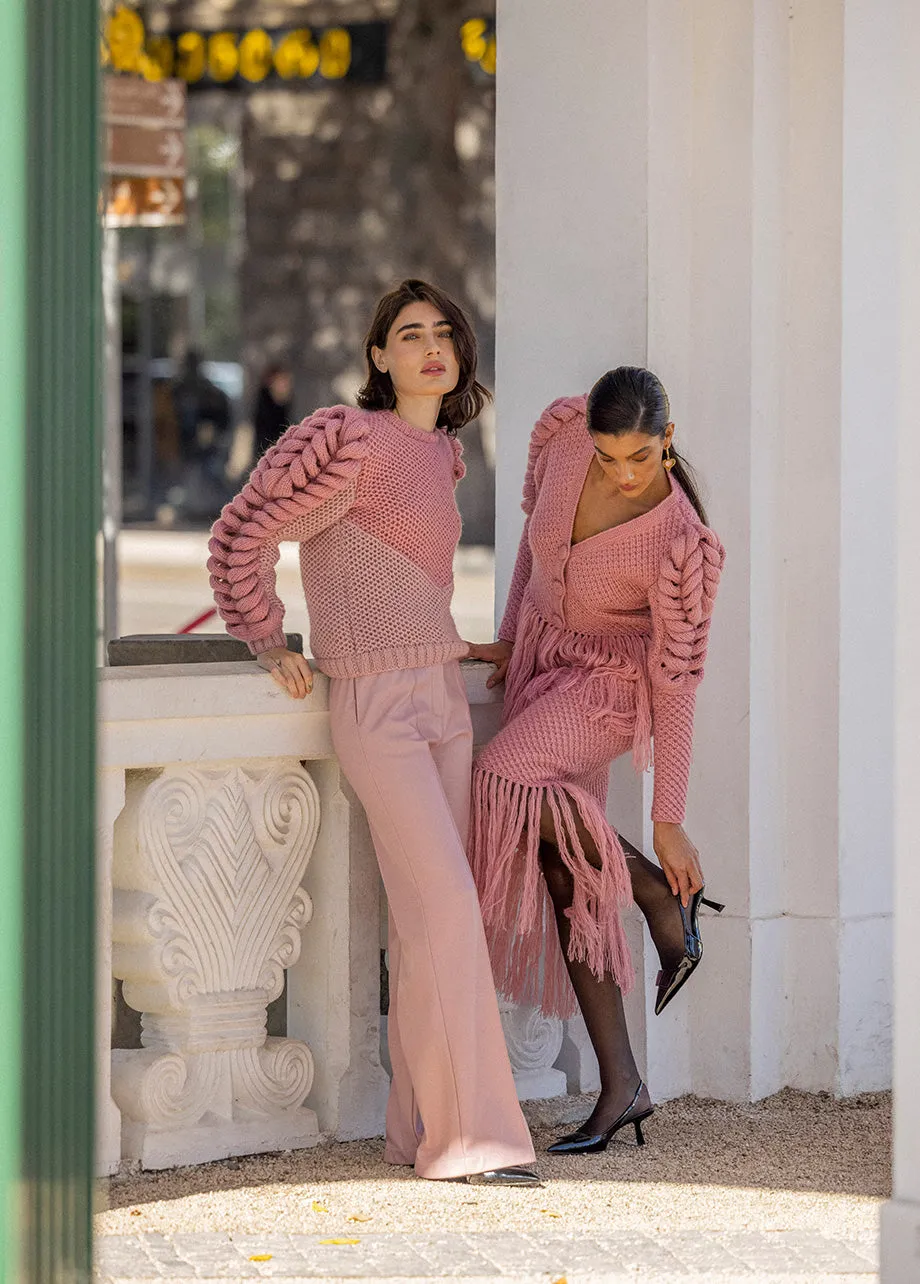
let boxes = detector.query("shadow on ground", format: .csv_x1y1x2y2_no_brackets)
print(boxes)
97,1088,889,1239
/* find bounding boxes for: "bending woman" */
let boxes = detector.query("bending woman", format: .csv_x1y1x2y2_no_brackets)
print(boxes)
208,279,537,1185
468,368,724,1153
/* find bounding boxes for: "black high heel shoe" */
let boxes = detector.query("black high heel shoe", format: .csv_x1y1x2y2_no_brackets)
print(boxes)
654,889,725,1016
546,1081,653,1155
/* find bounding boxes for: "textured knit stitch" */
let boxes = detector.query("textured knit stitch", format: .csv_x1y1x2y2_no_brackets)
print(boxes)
470,395,724,1018
208,405,468,677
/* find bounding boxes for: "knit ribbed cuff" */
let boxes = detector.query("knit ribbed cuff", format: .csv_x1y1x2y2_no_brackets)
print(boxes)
247,628,288,656
650,686,697,825
650,803,687,826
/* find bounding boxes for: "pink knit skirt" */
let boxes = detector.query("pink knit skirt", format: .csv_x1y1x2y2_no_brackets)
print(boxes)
469,601,651,1018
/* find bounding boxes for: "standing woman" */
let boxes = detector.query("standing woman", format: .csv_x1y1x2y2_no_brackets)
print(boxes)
208,280,537,1185
252,362,295,458
468,368,725,1152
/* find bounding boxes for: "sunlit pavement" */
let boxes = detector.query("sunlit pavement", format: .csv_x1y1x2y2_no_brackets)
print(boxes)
95,1091,885,1282
108,529,496,646
95,1229,878,1282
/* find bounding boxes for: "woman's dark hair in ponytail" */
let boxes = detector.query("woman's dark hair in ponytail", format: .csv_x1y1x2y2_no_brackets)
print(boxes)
586,366,708,525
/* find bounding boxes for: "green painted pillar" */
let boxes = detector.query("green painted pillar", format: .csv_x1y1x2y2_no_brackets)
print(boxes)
0,0,100,1279
0,0,27,1276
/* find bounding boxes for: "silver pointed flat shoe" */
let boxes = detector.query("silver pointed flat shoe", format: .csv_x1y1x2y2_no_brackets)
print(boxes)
465,1165,541,1186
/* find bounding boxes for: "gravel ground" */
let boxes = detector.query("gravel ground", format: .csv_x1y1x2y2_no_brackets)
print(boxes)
95,1089,888,1246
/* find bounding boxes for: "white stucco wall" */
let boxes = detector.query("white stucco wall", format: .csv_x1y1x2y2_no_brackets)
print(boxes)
879,0,920,1275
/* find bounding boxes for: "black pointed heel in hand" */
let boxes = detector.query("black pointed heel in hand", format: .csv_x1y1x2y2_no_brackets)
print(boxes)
546,1081,653,1155
654,889,725,1016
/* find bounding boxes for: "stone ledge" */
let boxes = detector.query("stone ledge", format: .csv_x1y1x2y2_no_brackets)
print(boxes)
107,634,305,666
98,657,503,727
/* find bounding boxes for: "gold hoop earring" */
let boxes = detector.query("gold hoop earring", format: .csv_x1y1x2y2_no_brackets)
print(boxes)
663,443,675,471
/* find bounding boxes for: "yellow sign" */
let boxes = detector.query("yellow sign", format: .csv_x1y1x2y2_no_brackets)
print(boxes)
102,6,368,85
101,7,495,86
460,18,497,75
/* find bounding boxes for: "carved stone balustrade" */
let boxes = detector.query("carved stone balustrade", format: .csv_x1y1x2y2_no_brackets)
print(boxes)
499,999,566,1099
97,659,599,1174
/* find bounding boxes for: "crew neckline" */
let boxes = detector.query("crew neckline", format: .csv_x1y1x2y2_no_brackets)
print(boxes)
379,409,445,442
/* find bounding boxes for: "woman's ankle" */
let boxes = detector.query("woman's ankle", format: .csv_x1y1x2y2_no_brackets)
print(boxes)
584,1076,646,1131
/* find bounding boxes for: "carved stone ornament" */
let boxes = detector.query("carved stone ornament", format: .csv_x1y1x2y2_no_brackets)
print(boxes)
111,762,322,1168
499,998,567,1101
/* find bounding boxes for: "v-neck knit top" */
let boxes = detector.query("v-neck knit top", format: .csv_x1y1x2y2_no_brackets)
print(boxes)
497,395,725,823
207,404,468,678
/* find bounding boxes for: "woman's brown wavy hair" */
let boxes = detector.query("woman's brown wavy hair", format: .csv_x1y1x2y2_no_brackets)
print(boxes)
356,279,490,436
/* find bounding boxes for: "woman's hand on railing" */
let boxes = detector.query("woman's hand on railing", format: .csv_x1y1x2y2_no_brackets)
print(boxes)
465,640,513,689
257,647,315,699
652,821,704,907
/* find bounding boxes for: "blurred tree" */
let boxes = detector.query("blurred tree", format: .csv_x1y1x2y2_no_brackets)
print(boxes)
134,0,498,538
238,0,496,539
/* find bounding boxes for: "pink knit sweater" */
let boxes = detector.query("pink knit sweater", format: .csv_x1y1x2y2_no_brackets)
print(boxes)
208,405,468,678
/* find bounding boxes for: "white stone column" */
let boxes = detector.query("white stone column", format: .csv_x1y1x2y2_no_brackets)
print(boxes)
879,0,920,1275
646,0,761,1102
495,0,654,1100
494,0,650,613
835,0,903,1095
495,0,902,1105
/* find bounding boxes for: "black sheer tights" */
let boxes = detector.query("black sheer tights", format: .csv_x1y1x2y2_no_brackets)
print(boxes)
536,802,686,975
536,801,680,1134
615,832,689,974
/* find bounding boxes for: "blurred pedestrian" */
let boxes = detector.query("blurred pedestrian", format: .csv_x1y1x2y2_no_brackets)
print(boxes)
172,349,233,516
252,363,294,459
208,280,538,1186
174,349,231,461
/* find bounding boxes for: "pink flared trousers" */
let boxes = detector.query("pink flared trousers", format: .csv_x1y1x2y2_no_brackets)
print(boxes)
329,661,535,1180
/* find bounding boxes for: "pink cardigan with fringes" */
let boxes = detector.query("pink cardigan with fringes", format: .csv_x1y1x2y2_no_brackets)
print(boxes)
208,405,468,678
496,395,724,823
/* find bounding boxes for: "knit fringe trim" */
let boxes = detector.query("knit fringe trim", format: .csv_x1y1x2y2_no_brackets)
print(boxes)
470,767,635,1020
503,596,653,774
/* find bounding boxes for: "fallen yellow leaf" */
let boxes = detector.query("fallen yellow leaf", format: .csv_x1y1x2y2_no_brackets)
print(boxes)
248,1255,273,1263
541,1209,562,1218
552,1277,568,1284
312,1201,329,1213
318,1237,360,1246
347,1214,372,1223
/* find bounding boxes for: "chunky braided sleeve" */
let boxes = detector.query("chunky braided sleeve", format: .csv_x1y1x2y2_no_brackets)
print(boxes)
451,437,466,483
648,524,725,822
498,395,586,643
207,406,371,655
